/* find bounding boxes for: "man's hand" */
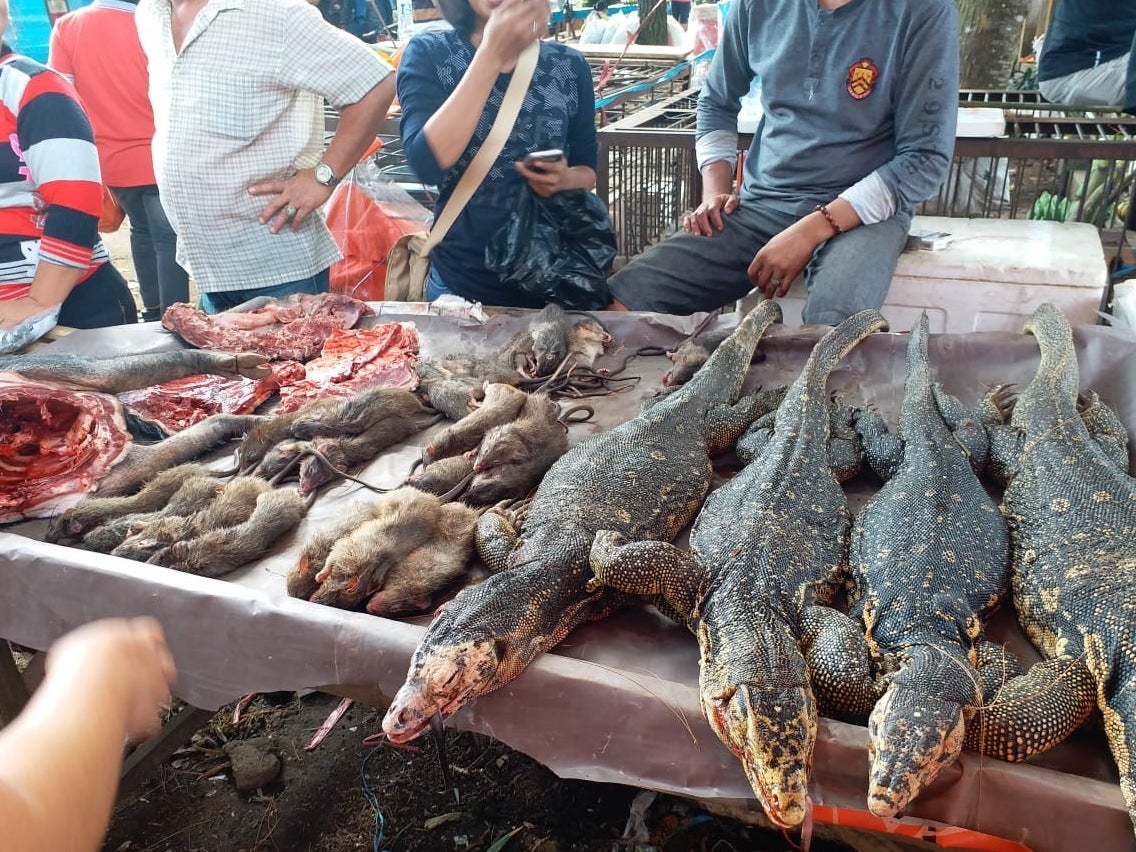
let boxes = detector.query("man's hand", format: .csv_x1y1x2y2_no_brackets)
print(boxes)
683,192,739,236
515,157,567,197
47,617,176,742
746,219,818,299
249,169,335,234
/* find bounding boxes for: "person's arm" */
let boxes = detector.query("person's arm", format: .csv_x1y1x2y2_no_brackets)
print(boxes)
422,0,550,171
685,0,751,233
513,51,596,196
47,18,76,82
248,3,396,231
0,618,176,852
0,71,103,328
847,0,959,223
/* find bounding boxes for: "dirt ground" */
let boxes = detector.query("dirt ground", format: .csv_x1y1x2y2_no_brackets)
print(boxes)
102,691,866,852
96,226,859,852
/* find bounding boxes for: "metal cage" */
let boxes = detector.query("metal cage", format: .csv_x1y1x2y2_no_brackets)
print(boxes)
598,87,1136,260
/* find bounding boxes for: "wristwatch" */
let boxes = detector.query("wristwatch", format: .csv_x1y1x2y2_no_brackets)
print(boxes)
314,160,340,188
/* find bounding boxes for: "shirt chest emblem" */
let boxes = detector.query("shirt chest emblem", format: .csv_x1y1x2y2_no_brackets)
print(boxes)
846,58,879,100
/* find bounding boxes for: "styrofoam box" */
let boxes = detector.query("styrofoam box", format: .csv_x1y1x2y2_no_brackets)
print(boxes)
741,217,1110,333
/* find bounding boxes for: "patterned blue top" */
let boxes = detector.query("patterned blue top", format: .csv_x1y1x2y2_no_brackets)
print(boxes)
398,31,596,306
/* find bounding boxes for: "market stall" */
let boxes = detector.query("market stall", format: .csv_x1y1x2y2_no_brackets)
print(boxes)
1,304,1134,851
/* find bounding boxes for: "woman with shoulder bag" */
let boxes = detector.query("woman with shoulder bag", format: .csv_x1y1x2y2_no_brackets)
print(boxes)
396,0,599,307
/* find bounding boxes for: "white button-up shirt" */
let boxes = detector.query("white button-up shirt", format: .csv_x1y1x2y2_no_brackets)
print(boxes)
136,0,392,293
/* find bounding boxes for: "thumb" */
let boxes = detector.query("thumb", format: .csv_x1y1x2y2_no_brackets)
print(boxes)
724,195,740,214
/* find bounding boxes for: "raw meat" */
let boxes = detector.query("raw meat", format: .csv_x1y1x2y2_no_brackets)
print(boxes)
117,361,306,433
0,372,132,523
161,293,373,362
277,323,420,413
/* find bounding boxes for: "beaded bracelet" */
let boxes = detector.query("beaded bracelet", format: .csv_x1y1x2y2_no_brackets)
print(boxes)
815,203,844,236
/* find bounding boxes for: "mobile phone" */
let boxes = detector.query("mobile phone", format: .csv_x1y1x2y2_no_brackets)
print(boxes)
524,148,565,165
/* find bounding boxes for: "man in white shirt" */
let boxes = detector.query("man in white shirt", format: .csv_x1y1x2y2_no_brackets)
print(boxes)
136,0,395,312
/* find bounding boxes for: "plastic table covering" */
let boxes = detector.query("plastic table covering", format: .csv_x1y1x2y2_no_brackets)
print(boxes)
1,303,1134,852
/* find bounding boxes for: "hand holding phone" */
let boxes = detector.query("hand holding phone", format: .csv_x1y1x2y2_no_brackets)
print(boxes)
523,148,565,168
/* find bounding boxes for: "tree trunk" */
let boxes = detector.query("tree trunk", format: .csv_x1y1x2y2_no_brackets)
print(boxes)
636,0,669,46
957,0,1032,89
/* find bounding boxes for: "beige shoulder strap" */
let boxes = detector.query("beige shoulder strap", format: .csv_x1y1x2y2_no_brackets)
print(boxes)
422,39,541,254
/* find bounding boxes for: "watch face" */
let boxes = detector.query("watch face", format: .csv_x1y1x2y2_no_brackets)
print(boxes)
316,163,336,185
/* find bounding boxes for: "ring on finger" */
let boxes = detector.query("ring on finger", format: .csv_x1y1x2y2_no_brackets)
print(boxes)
284,205,298,219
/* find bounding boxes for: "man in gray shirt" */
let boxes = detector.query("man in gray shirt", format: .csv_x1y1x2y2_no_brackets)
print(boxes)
608,0,959,324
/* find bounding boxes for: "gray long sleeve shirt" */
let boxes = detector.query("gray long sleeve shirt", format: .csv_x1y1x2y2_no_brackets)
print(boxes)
695,0,959,224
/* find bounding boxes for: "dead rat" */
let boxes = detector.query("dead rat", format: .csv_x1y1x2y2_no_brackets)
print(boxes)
421,382,527,466
405,453,475,498
97,413,263,498
252,438,313,482
82,474,227,553
110,475,272,562
363,501,480,619
149,488,308,578
289,387,434,441
308,487,476,612
462,394,571,506
286,501,376,599
567,314,613,370
528,304,575,376
46,462,216,543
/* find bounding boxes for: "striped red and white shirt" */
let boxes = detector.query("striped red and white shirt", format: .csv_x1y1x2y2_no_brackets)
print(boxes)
0,50,107,302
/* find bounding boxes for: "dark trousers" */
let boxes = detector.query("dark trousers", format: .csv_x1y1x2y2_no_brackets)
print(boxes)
111,184,190,319
198,267,330,313
670,0,690,25
59,262,138,329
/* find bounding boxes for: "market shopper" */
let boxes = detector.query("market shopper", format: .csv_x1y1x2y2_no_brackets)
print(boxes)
0,617,176,852
0,17,137,333
1037,0,1136,112
135,0,395,313
397,0,599,306
607,0,959,325
49,0,190,321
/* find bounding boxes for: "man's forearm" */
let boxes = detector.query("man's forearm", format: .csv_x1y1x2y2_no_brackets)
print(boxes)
323,75,396,179
700,160,735,201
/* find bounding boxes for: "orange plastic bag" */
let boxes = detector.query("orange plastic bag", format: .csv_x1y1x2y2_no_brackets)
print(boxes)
98,186,125,233
325,163,433,302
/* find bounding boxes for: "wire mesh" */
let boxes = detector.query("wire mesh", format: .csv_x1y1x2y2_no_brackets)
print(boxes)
598,87,1136,258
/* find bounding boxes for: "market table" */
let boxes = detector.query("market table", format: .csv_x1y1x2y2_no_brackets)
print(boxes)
1,304,1134,851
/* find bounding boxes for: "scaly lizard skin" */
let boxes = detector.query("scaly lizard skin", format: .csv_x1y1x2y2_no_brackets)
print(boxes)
382,300,785,744
982,302,1136,837
586,310,889,829
811,312,1012,817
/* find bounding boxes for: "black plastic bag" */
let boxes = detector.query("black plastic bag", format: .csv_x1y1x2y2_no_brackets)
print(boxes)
485,186,617,310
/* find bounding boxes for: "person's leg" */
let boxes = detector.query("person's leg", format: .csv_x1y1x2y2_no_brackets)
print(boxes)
57,263,139,329
607,201,794,314
425,265,453,301
1039,53,1128,108
672,1,689,26
198,268,330,313
138,186,190,313
109,186,160,321
802,214,910,326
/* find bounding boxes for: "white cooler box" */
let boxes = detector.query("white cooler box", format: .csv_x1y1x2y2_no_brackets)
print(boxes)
752,216,1110,333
